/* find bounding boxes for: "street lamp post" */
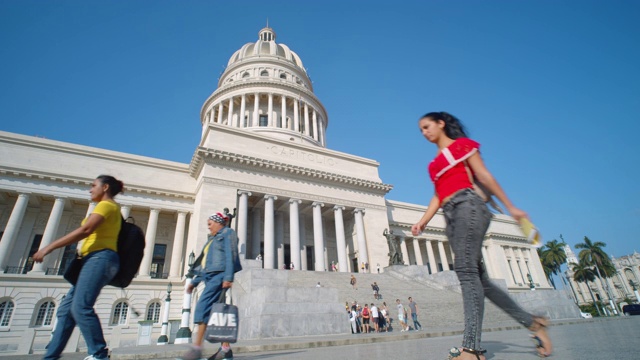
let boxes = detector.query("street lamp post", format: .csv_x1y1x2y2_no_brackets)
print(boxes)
630,279,640,302
527,273,536,291
175,251,196,344
157,282,172,345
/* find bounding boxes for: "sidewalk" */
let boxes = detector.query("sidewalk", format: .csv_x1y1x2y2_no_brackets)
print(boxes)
7,318,594,360
109,319,586,360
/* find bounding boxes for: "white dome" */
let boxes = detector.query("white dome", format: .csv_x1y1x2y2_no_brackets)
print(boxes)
227,27,305,73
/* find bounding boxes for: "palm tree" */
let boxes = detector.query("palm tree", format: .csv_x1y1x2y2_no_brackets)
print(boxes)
538,238,567,289
575,236,618,314
572,260,602,316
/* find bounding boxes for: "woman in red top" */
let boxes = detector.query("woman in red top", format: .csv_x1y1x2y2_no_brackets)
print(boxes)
411,112,552,359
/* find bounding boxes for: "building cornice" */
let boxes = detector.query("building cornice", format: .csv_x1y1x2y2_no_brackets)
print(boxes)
189,147,393,194
199,177,387,211
0,167,195,200
0,131,190,172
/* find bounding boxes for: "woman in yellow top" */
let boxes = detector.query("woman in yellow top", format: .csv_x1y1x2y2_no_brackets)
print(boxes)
33,175,123,360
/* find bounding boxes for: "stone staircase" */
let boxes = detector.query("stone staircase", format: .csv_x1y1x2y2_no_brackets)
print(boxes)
285,268,516,328
233,260,579,340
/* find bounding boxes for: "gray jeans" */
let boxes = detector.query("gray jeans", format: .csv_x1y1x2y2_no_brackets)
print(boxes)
443,189,533,350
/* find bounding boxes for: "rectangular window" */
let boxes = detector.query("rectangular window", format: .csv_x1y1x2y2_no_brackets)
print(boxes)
151,244,167,279
259,115,268,127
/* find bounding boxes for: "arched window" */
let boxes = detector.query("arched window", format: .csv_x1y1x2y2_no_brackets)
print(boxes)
0,300,15,327
260,70,269,77
279,73,286,80
111,301,129,325
34,301,56,327
242,72,250,78
146,301,162,323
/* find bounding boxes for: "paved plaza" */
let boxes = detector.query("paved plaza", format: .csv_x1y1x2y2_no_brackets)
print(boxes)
8,317,639,360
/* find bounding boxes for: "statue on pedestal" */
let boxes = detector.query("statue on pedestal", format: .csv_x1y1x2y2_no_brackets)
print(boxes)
384,228,404,266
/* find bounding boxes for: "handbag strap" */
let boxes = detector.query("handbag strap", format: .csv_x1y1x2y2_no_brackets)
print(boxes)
217,287,234,305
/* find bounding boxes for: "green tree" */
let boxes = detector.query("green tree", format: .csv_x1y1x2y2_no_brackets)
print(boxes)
538,237,567,289
572,260,602,316
575,236,618,313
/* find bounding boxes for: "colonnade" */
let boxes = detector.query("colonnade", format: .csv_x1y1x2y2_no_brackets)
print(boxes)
397,236,452,275
235,191,368,272
0,192,190,279
203,93,326,145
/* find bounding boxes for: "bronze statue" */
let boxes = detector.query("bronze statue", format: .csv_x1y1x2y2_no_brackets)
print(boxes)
384,228,404,266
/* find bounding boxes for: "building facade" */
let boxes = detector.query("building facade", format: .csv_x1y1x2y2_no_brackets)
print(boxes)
0,26,549,355
563,245,640,313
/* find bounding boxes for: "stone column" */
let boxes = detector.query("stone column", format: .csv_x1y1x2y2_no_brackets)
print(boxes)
312,110,318,141
263,195,277,269
289,199,301,271
303,103,310,136
169,211,188,278
293,99,300,132
437,241,450,271
120,205,131,220
353,208,369,266
239,94,246,127
251,209,262,260
275,211,285,269
267,93,273,127
399,238,410,266
412,238,424,266
333,206,348,272
528,247,549,287
31,197,67,273
236,191,251,258
300,214,307,270
138,208,160,278
281,95,287,129
253,93,259,126
227,97,235,126
312,202,325,271
318,117,325,145
481,246,494,278
217,102,223,124
0,193,30,270
425,240,437,274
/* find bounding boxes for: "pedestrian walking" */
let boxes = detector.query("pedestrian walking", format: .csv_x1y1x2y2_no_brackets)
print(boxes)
395,299,409,332
350,274,357,290
408,297,423,330
179,211,242,360
377,263,381,274
33,175,124,360
411,112,552,359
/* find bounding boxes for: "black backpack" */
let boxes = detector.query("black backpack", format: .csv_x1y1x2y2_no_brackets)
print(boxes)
109,218,146,288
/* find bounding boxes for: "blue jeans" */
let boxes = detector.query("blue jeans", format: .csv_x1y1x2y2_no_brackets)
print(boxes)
193,271,225,324
411,313,422,329
44,249,119,360
443,189,533,350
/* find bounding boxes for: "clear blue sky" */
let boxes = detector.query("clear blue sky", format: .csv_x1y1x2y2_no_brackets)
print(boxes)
1,1,639,261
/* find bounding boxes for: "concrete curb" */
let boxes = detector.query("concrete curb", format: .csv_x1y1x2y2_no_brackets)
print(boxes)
109,318,620,359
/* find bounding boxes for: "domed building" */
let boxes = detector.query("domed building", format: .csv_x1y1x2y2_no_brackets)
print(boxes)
0,27,557,355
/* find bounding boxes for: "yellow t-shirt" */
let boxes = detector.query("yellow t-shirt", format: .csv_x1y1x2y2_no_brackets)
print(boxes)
80,200,121,256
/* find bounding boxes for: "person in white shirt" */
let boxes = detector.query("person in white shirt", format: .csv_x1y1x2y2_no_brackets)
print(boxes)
370,303,380,332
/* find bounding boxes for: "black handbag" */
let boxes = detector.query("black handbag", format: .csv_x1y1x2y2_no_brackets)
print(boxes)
63,256,84,285
204,288,239,343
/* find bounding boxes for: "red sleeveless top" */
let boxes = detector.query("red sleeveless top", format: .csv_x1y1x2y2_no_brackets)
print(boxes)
428,138,480,204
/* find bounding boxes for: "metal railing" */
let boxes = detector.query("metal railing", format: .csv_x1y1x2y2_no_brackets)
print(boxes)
4,266,28,274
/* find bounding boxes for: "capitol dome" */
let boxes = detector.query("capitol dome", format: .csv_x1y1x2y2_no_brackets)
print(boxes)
227,27,305,73
200,26,328,147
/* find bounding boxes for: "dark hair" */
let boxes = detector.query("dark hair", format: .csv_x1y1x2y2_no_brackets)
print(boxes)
420,111,468,139
96,175,124,197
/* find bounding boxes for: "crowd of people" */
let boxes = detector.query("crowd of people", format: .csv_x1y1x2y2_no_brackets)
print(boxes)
346,297,423,334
